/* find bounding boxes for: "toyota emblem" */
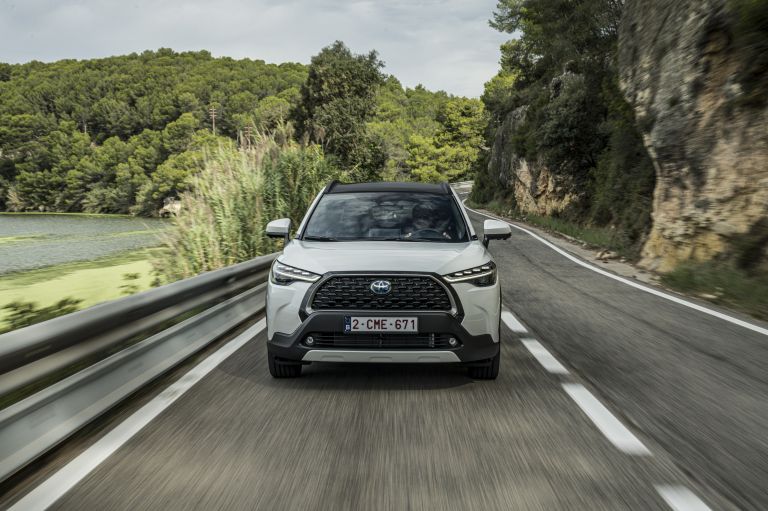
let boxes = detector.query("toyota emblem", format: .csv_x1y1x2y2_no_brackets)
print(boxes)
370,280,392,295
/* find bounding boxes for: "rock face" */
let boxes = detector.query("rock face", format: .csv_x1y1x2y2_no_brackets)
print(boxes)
487,106,584,217
619,0,768,272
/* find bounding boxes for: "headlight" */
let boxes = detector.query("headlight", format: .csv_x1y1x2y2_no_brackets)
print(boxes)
270,261,321,285
443,261,496,287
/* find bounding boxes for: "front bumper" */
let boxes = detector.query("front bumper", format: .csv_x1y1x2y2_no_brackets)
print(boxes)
267,311,498,364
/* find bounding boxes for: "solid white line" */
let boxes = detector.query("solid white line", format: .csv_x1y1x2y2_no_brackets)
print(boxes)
501,310,528,333
562,383,651,456
656,485,712,511
463,201,768,337
520,339,569,375
10,319,266,511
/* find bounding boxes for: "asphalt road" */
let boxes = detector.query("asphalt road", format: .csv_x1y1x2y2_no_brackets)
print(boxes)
4,206,766,510
469,208,768,510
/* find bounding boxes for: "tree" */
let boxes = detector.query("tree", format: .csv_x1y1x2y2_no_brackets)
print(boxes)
292,41,385,179
407,98,487,183
0,47,472,213
472,0,655,255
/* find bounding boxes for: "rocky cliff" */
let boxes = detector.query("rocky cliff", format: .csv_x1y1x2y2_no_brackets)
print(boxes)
619,0,768,272
486,104,584,218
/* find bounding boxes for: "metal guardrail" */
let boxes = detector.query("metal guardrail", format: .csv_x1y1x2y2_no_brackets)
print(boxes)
0,253,277,483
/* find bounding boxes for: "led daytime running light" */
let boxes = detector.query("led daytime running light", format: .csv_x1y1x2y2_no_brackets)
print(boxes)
444,262,496,283
272,262,321,283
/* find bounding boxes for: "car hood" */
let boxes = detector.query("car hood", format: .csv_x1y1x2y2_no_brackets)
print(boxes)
279,240,489,276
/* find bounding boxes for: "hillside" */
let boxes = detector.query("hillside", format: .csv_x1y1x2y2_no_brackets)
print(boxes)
0,47,481,215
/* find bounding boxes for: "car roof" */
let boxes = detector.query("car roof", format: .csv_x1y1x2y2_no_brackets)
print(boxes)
325,181,452,195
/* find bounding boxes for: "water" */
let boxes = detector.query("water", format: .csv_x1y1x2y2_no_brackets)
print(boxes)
0,214,169,274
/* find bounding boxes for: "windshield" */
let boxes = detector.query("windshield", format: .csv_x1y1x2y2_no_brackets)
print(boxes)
302,192,470,242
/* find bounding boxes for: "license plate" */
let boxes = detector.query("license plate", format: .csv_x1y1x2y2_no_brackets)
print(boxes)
344,316,418,333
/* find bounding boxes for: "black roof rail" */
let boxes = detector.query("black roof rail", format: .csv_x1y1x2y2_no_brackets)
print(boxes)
325,180,341,193
325,182,451,194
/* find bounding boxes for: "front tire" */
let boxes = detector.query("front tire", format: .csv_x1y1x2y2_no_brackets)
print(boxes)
468,347,500,380
268,350,302,378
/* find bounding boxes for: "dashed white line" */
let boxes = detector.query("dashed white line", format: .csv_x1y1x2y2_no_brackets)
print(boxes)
656,485,712,511
9,319,266,511
463,200,768,338
501,310,528,333
466,196,718,509
562,383,651,456
520,339,569,375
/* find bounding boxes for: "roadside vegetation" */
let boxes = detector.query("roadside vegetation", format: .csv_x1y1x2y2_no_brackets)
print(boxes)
662,262,768,321
470,0,656,258
469,195,630,255
153,125,338,280
0,44,486,216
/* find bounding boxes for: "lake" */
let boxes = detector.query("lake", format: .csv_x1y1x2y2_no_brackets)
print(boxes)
0,214,169,274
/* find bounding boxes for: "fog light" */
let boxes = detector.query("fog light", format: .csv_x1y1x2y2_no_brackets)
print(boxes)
448,337,459,347
305,336,315,346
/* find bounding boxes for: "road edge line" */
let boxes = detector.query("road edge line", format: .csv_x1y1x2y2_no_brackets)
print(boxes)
464,200,768,337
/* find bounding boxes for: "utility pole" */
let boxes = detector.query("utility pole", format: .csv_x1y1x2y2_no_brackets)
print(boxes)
209,105,217,136
243,125,253,150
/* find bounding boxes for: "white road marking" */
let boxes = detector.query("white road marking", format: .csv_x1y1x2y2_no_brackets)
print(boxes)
520,339,569,375
501,310,528,333
10,319,266,511
463,201,768,338
656,485,712,511
562,383,651,456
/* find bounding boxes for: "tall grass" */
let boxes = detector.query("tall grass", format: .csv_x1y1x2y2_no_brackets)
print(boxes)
155,125,340,280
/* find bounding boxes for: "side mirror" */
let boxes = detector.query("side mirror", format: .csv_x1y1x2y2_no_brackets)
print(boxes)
482,219,511,247
266,218,291,243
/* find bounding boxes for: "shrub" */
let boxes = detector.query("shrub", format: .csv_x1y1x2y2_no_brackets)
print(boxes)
154,124,340,281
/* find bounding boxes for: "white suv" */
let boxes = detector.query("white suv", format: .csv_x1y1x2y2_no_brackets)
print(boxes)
264,181,511,379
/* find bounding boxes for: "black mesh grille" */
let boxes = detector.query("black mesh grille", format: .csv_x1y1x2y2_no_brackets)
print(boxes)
307,333,457,349
310,275,452,311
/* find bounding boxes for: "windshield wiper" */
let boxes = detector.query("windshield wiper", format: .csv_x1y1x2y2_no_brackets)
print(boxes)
302,235,338,241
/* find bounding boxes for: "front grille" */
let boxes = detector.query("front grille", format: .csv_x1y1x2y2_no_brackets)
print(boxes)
306,333,458,349
310,275,452,311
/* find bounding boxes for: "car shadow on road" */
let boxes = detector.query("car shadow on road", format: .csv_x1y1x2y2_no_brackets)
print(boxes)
288,362,475,391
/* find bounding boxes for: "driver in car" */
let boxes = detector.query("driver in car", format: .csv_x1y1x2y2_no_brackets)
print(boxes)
404,203,452,240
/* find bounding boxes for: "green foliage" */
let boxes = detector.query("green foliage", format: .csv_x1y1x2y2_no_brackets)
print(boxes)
292,41,386,180
0,50,308,214
368,80,449,180
154,125,340,280
0,298,82,334
474,0,655,256
589,78,655,249
1,45,477,216
481,71,518,120
407,98,487,183
728,0,768,103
